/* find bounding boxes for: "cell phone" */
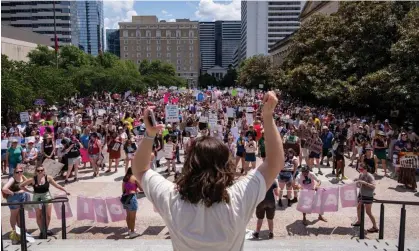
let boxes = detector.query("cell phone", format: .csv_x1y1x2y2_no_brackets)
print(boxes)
148,110,157,127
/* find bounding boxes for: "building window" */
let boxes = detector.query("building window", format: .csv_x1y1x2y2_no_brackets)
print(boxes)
124,46,128,51
177,46,181,51
137,53,141,58
157,53,161,58
189,40,193,44
177,59,181,64
147,40,151,44
183,67,187,71
136,30,141,37
156,40,161,44
146,46,150,51
124,53,128,58
189,30,194,37
176,30,181,38
167,53,171,58
123,30,128,37
123,40,128,45
137,40,141,44
177,53,180,58
167,59,171,63
156,30,161,37
189,59,193,64
189,52,193,57
147,53,151,58
177,40,181,45
190,73,194,76
167,40,171,44
177,66,181,71
137,46,141,51
166,30,171,37
137,60,142,64
146,30,151,37
167,46,171,51
189,45,193,51
157,46,161,51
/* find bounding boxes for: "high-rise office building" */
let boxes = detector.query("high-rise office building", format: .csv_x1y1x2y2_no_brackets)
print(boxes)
240,1,301,61
106,29,120,58
1,0,104,55
199,20,241,72
1,1,77,47
199,22,216,73
74,1,104,55
119,16,200,84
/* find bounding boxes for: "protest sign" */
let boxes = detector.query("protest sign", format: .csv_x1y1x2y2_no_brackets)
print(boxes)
20,112,30,123
97,109,106,116
164,144,173,159
77,196,96,221
39,126,54,136
105,197,127,222
1,140,9,149
199,116,208,123
321,187,339,212
246,107,254,113
42,158,64,177
34,99,46,106
227,108,235,118
296,190,316,213
80,148,89,163
185,127,198,137
208,113,218,128
304,138,323,154
165,105,179,123
246,113,254,126
339,183,358,208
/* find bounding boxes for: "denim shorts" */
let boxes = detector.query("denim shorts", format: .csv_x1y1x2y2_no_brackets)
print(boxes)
7,192,26,209
8,163,18,178
123,194,138,211
68,156,81,166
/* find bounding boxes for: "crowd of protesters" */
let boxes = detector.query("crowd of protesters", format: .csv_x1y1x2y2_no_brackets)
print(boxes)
2,87,418,245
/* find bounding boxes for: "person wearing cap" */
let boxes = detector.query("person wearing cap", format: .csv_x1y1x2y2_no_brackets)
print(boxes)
5,138,24,177
373,131,388,176
295,165,327,225
123,137,137,173
352,163,378,233
320,125,333,168
349,126,370,167
23,139,38,166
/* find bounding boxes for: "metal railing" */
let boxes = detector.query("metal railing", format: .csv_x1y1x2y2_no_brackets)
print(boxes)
359,199,419,251
1,196,69,251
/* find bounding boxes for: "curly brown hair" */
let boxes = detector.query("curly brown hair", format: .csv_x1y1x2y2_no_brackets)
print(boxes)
175,136,235,207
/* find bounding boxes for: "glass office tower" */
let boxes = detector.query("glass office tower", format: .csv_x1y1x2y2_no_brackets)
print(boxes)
75,0,104,55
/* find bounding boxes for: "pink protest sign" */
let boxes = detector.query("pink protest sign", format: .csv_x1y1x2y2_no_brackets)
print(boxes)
321,187,339,212
52,194,73,219
76,196,95,221
80,148,89,163
39,126,54,136
311,189,324,214
164,93,169,104
340,183,358,208
105,197,126,222
296,190,315,213
93,198,109,223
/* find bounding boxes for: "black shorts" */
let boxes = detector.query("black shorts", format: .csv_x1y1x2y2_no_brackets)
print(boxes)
358,195,373,204
255,200,276,220
236,151,245,157
260,152,266,158
322,148,330,156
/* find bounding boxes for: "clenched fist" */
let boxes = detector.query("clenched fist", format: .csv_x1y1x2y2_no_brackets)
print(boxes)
262,91,278,117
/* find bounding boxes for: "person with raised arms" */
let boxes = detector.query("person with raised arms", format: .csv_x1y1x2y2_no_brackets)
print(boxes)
132,91,284,251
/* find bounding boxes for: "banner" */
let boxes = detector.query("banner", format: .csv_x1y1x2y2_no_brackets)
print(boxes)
93,198,109,223
20,112,30,123
52,194,73,219
105,197,127,222
296,184,358,214
208,113,218,128
165,105,179,123
304,138,323,154
77,196,96,221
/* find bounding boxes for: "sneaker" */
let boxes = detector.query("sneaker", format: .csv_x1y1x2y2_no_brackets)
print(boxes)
277,200,282,207
252,232,259,239
342,176,348,180
290,198,298,203
268,232,274,239
348,163,353,167
47,230,54,236
74,177,78,182
64,179,69,184
318,170,323,175
332,170,335,175
288,199,291,207
129,231,140,239
326,163,330,167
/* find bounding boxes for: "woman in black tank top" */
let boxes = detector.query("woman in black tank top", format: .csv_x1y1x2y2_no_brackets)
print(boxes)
42,135,55,162
19,166,70,238
360,147,378,175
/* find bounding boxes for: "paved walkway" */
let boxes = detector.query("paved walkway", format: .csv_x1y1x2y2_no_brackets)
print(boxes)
2,149,419,242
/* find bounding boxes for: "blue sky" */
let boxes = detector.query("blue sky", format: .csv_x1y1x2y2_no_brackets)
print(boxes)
104,0,241,29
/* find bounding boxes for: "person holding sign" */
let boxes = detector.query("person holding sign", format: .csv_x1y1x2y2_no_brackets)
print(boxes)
307,130,323,175
123,137,137,173
244,135,257,174
164,137,176,174
235,131,246,174
132,91,284,251
107,131,122,173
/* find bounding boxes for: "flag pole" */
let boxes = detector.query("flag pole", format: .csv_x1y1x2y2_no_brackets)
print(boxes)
53,0,58,68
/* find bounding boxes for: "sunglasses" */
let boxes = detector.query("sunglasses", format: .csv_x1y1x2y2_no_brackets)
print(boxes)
36,169,45,173
15,171,23,174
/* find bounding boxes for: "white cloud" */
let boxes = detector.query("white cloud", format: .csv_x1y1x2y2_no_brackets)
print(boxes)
104,1,137,30
162,10,168,15
195,0,241,21
168,18,176,22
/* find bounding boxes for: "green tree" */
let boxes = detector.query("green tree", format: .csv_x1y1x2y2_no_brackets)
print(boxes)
238,55,274,89
198,73,218,88
219,65,238,87
27,45,56,66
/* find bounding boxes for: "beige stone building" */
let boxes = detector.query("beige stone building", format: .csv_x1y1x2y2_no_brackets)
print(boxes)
119,16,200,85
270,1,340,66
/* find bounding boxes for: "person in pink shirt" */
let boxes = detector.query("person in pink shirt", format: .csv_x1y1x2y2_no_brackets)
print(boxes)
296,165,327,225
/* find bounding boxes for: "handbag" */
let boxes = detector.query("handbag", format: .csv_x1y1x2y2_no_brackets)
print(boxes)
120,193,134,205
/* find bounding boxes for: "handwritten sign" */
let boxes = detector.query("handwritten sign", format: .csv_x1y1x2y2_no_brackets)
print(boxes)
34,99,46,106
164,144,173,159
227,108,235,118
1,140,9,149
165,105,179,123
20,112,30,123
199,116,208,123
305,138,323,154
185,127,198,137
208,113,218,128
246,107,254,113
246,113,254,126
400,155,418,169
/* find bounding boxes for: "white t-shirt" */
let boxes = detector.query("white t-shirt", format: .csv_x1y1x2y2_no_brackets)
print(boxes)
142,169,266,251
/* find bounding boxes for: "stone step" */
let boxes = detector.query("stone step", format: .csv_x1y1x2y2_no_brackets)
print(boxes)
3,239,419,251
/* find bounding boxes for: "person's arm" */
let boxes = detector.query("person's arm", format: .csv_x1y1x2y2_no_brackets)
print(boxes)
121,182,125,194
256,92,284,191
357,179,376,189
5,151,9,167
374,155,379,173
273,180,280,199
292,159,298,177
48,176,70,195
2,178,16,195
19,178,34,193
132,108,165,182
